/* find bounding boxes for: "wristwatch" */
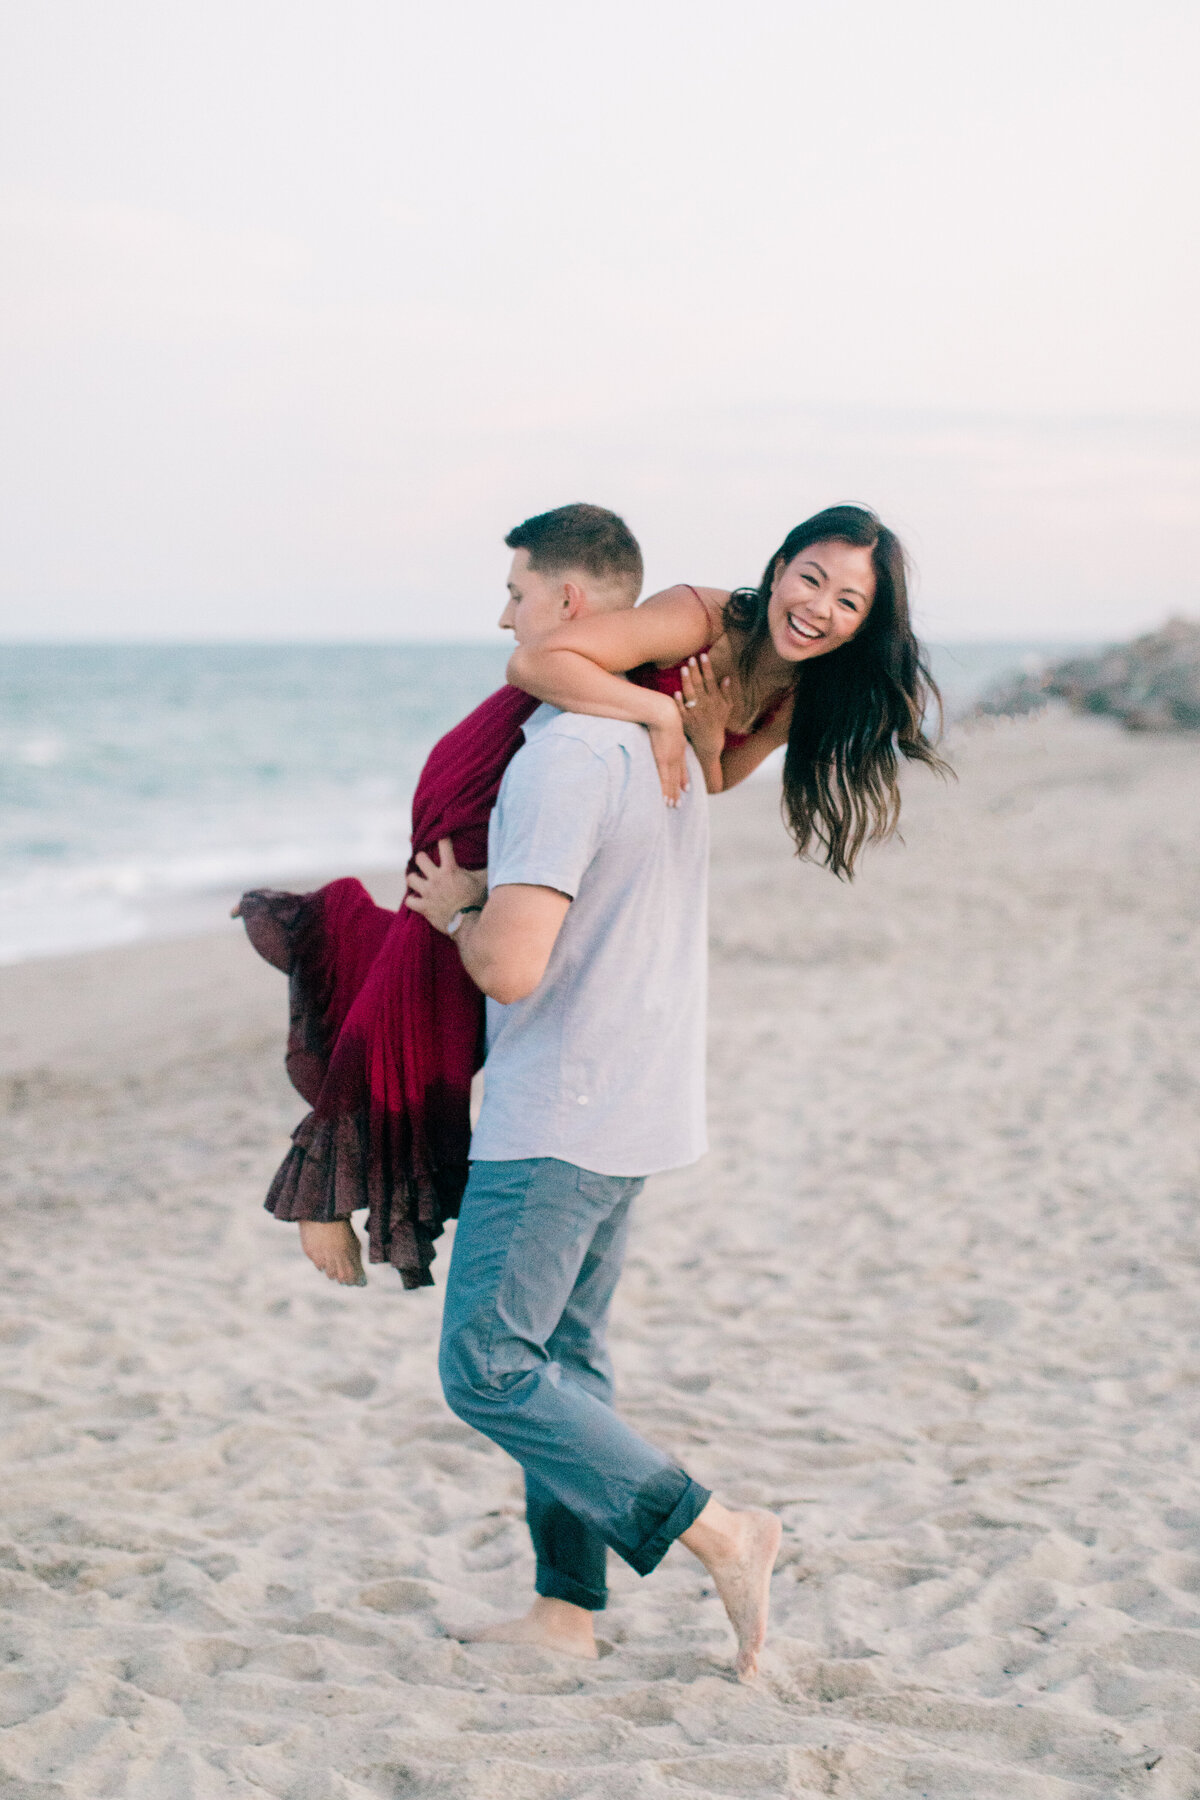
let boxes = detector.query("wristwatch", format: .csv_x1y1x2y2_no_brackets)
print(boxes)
446,903,484,938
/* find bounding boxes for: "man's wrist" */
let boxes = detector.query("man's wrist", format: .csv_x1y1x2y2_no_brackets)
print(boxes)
445,902,485,938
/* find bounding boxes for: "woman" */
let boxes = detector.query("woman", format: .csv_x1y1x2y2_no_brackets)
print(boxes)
237,502,943,1289
512,502,945,880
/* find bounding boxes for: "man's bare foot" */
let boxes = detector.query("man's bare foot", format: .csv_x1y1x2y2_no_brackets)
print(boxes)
680,1498,782,1681
298,1219,367,1286
450,1595,598,1659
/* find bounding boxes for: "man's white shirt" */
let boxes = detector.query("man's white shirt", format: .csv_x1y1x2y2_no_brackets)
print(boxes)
470,705,709,1177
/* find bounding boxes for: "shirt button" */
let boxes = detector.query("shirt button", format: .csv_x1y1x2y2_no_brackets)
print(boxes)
576,1095,588,1105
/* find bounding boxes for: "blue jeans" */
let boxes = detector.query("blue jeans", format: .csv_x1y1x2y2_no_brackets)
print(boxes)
439,1158,711,1610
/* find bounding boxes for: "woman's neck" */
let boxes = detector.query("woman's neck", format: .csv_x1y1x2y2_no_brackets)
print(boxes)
735,625,792,698
718,625,794,733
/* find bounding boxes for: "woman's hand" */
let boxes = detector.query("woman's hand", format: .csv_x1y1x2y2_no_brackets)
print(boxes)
646,707,690,807
674,654,733,790
299,1219,367,1286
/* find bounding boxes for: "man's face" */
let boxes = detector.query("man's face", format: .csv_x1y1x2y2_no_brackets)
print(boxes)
498,550,575,644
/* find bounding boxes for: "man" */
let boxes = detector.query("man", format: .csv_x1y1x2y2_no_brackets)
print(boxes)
405,503,780,1680
286,502,645,1289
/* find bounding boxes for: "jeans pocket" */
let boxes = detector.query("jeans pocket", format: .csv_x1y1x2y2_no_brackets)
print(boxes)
574,1168,644,1208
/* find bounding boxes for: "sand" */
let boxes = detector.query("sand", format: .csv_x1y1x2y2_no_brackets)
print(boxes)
2,709,1199,1800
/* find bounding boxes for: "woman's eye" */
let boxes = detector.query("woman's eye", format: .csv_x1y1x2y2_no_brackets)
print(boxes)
838,597,858,611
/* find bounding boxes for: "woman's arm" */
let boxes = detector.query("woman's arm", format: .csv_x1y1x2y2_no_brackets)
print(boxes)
508,584,722,718
717,693,794,791
670,656,793,795
507,586,725,804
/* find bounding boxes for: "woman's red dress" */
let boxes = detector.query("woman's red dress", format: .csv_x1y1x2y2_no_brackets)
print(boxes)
237,683,538,1288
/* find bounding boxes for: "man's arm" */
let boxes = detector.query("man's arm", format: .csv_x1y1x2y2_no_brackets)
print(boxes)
450,886,570,1002
405,837,570,1003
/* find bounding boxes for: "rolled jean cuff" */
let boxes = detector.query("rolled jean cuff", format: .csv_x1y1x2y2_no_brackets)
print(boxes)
627,1476,712,1578
536,1560,607,1612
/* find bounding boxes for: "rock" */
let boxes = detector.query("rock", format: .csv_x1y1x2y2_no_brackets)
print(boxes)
975,619,1200,732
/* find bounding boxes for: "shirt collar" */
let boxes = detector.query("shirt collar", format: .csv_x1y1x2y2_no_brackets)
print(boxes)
521,702,562,742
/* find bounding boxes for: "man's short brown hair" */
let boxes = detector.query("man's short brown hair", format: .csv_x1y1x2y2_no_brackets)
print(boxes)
505,503,643,599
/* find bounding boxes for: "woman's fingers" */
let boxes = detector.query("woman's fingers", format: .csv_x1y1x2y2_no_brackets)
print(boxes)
680,652,726,712
647,719,688,804
698,652,719,696
684,654,712,697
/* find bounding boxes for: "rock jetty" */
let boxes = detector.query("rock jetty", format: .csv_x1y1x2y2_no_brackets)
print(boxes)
975,618,1200,731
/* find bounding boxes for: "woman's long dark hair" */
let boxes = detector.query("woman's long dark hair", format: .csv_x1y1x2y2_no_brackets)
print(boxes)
726,504,947,879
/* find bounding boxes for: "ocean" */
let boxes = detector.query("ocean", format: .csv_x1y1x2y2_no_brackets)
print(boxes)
0,640,1083,964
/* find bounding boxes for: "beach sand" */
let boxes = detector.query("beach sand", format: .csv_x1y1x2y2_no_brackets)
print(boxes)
2,710,1199,1799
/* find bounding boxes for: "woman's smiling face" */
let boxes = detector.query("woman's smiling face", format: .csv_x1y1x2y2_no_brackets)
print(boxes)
765,537,876,663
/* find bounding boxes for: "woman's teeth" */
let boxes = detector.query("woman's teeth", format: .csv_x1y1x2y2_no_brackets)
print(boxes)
788,613,822,641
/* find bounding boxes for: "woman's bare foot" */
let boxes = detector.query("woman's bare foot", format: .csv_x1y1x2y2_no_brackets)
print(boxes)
298,1219,367,1286
450,1595,597,1659
680,1498,781,1681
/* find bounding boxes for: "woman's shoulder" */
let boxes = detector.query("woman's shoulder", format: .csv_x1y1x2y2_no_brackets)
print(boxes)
642,582,730,618
637,584,729,653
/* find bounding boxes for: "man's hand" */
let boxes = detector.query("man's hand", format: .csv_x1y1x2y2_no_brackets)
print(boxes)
405,838,488,934
299,1219,367,1286
408,837,569,1002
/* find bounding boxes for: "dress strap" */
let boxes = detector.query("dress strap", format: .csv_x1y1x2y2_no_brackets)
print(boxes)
680,584,719,650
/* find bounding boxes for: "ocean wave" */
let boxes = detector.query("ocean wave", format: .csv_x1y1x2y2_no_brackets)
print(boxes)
0,642,512,962
0,809,416,963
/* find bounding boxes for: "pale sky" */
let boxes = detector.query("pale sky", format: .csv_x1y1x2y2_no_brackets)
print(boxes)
1,0,1197,641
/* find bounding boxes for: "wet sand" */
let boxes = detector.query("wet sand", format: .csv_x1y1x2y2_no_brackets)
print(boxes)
2,711,1199,1799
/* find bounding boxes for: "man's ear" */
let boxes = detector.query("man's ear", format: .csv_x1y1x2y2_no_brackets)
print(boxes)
561,579,588,619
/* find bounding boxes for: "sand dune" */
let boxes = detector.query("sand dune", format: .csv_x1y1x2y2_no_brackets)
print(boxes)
2,710,1199,1798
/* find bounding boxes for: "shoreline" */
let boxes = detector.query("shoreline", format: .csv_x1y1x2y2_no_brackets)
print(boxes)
0,869,408,1084
0,866,413,977
0,641,1100,972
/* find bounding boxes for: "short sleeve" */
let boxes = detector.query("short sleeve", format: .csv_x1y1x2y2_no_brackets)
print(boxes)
489,733,615,900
